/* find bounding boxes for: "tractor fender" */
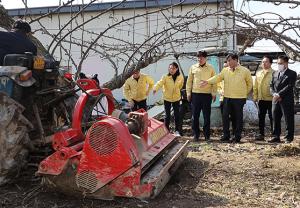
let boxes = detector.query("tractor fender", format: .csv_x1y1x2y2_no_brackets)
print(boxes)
0,66,36,87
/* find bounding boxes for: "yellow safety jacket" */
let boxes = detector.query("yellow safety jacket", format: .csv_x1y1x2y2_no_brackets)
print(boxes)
123,73,154,102
186,63,217,97
207,65,253,99
253,68,273,101
154,74,184,102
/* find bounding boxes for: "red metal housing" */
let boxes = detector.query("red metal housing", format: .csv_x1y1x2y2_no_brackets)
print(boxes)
38,89,188,199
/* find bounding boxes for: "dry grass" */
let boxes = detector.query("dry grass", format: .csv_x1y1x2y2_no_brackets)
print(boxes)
188,140,300,208
268,143,300,156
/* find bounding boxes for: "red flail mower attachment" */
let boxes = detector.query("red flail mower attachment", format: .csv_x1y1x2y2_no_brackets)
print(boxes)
37,89,189,200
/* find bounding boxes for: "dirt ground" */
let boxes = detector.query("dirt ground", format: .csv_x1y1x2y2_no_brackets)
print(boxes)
1,118,300,208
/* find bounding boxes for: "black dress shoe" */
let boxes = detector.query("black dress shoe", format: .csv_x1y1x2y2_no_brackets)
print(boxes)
220,136,230,143
268,137,280,143
285,139,293,144
232,137,241,143
205,137,211,143
284,136,293,143
255,135,265,141
194,136,199,142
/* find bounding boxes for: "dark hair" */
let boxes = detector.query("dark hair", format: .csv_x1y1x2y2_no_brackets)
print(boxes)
226,53,239,61
169,62,179,69
13,20,32,33
197,50,208,58
278,55,289,63
132,68,140,73
263,55,273,64
168,62,180,77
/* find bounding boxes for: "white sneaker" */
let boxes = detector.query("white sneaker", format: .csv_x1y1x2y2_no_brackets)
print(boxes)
174,131,181,137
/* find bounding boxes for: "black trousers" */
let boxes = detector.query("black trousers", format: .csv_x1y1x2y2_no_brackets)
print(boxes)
220,101,236,136
164,100,180,132
223,98,246,140
133,99,147,111
258,100,273,136
191,93,212,139
178,100,191,134
272,101,294,140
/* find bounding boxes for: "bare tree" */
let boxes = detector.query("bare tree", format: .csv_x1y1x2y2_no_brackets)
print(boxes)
233,10,300,61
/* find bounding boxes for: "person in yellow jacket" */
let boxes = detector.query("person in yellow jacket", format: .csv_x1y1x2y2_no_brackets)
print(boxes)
186,51,217,141
218,62,236,135
153,62,184,135
201,53,253,143
123,69,154,111
253,56,274,140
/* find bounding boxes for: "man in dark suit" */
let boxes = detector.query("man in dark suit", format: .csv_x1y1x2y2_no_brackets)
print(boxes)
270,55,297,143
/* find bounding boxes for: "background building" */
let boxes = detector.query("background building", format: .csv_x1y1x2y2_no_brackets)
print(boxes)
8,0,235,104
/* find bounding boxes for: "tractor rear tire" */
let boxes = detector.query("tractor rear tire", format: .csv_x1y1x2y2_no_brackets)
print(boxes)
0,92,33,185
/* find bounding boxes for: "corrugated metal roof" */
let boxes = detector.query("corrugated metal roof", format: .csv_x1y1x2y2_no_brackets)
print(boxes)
7,0,225,16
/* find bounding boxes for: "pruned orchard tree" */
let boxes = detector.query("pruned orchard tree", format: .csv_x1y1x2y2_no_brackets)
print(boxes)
233,0,300,61
0,0,299,91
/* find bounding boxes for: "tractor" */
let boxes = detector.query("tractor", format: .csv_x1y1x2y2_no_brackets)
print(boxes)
0,53,189,199
0,52,96,185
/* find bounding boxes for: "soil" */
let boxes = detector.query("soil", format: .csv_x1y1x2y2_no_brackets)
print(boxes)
1,118,300,208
